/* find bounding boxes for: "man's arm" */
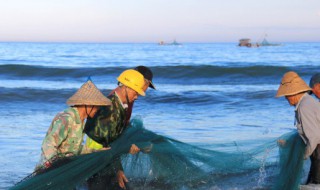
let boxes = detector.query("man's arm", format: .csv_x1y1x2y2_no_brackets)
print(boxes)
41,116,69,164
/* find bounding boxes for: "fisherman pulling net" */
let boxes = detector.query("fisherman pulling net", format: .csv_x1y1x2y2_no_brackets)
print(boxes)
12,117,306,190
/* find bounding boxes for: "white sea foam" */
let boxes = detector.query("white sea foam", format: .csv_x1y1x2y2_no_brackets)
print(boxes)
0,79,278,93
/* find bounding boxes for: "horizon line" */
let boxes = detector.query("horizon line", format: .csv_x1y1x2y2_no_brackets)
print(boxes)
0,40,320,44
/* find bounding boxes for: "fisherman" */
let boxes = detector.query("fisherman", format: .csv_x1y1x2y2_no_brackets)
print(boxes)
276,71,320,184
85,68,154,189
309,73,320,99
85,66,156,150
39,79,111,169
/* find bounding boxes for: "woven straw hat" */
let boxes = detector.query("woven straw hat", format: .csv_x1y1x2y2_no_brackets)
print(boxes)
276,71,311,97
67,80,111,106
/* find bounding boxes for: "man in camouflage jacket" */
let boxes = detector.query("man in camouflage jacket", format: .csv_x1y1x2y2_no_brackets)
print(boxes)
85,69,148,189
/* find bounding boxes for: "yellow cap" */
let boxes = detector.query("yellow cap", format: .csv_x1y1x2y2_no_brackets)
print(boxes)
117,69,146,96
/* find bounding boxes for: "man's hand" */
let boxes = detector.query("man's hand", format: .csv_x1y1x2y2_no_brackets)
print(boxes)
117,170,129,189
129,144,140,155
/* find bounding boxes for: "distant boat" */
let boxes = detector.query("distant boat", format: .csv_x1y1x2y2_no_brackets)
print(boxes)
238,38,259,48
158,39,182,46
170,40,182,45
259,38,281,46
238,36,281,48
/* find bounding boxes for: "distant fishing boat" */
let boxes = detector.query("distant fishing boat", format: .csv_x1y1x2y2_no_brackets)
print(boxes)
158,39,182,46
238,38,259,48
259,37,281,46
238,35,281,48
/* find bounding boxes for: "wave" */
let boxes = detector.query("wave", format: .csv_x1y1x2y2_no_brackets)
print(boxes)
0,64,316,80
0,87,111,104
0,64,123,80
0,86,277,105
151,65,317,79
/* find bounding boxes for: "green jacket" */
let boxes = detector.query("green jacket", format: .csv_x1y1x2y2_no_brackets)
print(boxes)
84,92,127,147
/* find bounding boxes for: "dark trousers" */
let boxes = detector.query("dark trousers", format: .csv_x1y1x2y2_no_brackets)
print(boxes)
307,144,320,184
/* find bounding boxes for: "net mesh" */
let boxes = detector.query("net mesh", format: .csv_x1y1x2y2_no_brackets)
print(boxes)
11,117,306,190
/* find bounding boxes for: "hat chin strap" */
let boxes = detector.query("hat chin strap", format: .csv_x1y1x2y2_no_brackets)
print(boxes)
85,105,94,118
124,87,130,105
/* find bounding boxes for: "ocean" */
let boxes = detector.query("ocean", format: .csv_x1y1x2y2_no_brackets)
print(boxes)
0,42,319,189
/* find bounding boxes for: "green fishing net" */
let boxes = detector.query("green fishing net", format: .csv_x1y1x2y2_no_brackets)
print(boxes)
11,117,306,190
273,131,306,190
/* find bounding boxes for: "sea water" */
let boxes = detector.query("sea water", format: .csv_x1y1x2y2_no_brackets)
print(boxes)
0,42,319,189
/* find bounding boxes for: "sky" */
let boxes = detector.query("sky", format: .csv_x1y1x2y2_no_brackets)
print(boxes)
0,0,319,43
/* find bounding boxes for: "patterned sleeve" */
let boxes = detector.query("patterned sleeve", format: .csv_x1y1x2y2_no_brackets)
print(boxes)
41,115,69,162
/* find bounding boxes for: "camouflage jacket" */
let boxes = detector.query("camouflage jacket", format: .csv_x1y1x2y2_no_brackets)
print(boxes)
84,92,127,147
41,107,85,163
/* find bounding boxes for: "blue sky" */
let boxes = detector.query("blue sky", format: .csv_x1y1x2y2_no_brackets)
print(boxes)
0,0,319,42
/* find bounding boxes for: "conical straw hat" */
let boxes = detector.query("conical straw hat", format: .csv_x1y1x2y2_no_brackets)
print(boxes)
67,80,111,106
276,71,311,97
